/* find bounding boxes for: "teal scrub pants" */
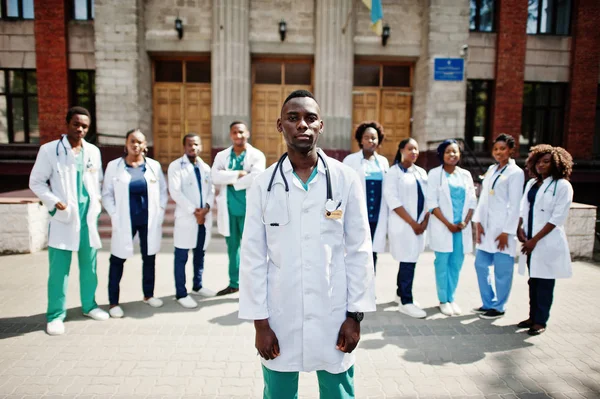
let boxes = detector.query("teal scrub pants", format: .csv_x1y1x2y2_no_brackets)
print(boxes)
225,214,245,289
433,232,464,303
262,365,355,399
47,219,98,322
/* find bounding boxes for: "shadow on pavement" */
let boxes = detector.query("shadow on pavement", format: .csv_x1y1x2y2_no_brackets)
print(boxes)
360,302,535,366
0,295,240,340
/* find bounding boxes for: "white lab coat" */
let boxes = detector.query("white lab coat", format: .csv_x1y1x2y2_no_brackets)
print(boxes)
472,160,524,257
238,152,376,374
168,155,215,250
102,157,168,259
518,177,573,279
29,136,103,251
211,144,266,237
342,151,390,252
383,163,429,263
426,165,477,253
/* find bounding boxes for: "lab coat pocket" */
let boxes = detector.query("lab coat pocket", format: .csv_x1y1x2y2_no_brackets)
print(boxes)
51,206,72,224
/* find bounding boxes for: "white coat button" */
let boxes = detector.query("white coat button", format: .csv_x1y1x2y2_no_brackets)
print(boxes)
304,235,310,240
303,208,310,213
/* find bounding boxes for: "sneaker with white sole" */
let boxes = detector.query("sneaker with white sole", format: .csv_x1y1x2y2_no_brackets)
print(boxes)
395,295,421,308
439,302,453,316
191,287,216,298
177,295,198,309
84,307,109,321
450,302,462,315
46,319,65,336
480,309,505,319
399,303,427,319
109,306,124,318
144,297,164,308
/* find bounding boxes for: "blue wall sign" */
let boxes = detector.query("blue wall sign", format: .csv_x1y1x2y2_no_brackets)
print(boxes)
434,58,464,81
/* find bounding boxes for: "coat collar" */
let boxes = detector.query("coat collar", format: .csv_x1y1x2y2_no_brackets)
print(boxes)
281,149,327,175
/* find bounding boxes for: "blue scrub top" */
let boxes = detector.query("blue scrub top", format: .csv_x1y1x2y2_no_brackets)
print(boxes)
446,171,465,224
126,162,148,226
365,157,384,223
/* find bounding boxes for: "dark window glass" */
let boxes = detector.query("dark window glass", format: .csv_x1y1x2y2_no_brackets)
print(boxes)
521,82,567,155
0,95,7,143
354,65,380,87
0,69,37,143
255,63,282,84
2,0,34,19
382,65,410,87
11,97,24,143
9,71,24,94
70,70,96,143
527,0,571,35
73,0,93,20
186,61,211,83
155,61,183,83
465,80,493,152
470,0,495,32
284,63,311,85
594,86,600,158
27,96,38,143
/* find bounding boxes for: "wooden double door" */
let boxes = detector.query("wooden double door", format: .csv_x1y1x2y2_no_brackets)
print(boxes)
153,84,212,167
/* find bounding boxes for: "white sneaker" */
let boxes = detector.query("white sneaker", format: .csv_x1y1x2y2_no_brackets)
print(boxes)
84,307,109,321
177,295,198,309
450,302,462,315
109,306,124,318
439,302,453,316
399,303,427,319
395,295,421,308
191,287,216,298
144,297,164,308
46,319,65,336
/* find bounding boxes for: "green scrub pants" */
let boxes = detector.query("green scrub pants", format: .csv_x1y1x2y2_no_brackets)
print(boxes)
262,365,355,399
47,217,98,322
225,214,245,289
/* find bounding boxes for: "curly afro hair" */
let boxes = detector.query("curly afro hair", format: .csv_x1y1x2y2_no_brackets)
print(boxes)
525,144,573,181
354,121,384,148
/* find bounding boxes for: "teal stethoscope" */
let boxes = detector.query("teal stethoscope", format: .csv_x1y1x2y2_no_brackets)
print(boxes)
261,150,336,227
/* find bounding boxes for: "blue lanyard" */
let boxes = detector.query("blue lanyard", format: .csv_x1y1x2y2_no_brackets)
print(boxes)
489,164,508,194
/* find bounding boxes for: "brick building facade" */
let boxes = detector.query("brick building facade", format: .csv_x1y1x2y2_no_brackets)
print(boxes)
0,0,599,205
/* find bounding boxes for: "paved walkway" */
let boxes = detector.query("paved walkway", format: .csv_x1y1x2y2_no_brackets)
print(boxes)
1,238,599,399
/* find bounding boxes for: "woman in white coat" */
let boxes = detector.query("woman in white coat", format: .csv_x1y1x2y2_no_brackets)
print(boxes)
102,129,168,318
517,145,573,336
426,140,477,316
343,121,390,271
472,134,524,319
383,138,429,318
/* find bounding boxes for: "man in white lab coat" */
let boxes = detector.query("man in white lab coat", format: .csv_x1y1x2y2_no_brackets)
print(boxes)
211,122,265,296
29,106,109,336
239,90,376,399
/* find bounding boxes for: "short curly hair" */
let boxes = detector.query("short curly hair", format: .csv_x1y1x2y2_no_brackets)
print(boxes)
354,121,384,148
525,144,573,181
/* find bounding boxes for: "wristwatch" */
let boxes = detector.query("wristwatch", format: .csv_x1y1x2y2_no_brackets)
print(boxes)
346,311,364,323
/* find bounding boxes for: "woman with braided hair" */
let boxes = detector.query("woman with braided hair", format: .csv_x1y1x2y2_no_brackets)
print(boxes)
517,144,574,336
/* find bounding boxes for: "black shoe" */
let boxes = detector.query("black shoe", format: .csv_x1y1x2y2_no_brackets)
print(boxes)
472,306,490,314
479,309,505,319
517,319,534,329
527,325,546,336
216,286,239,296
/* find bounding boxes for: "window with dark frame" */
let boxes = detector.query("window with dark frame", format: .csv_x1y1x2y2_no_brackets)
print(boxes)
0,0,34,19
520,82,567,155
70,70,96,144
72,0,94,20
465,80,493,153
527,0,571,35
470,0,495,32
0,69,38,144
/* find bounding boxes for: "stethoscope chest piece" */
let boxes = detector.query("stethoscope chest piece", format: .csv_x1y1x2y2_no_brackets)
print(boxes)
325,199,337,213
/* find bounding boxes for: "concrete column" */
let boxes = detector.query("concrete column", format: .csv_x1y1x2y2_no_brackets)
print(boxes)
314,0,354,150
34,0,69,144
94,0,151,145
492,0,527,146
565,0,600,159
211,0,251,148
412,0,470,150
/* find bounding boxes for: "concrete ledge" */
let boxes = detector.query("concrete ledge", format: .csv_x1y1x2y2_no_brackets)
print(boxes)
0,198,48,254
566,202,597,261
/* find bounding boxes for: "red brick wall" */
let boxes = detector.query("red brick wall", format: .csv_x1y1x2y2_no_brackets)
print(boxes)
564,0,600,159
492,0,528,147
34,0,69,144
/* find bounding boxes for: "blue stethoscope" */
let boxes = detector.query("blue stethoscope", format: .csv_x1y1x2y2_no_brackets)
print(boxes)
261,149,335,227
